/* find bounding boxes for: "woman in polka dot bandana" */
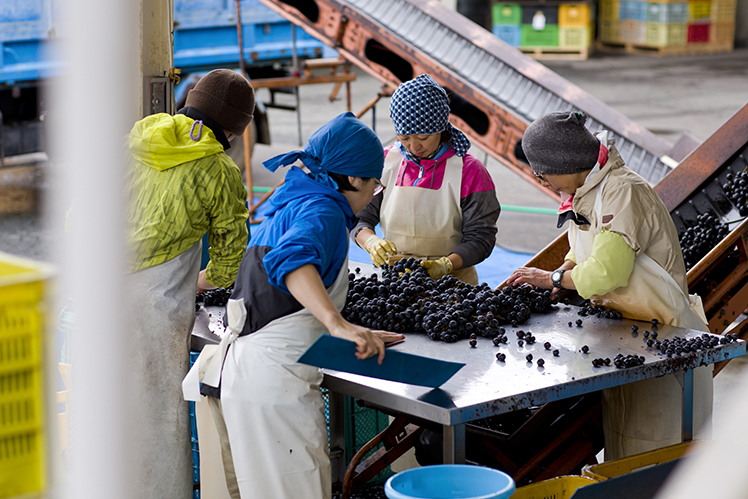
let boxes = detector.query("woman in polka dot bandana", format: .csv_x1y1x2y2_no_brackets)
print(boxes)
353,74,500,284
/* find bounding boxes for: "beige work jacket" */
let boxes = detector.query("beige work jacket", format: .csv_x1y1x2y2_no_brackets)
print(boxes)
571,144,689,298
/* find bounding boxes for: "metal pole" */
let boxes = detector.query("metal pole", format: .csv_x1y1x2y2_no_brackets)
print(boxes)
0,110,4,168
292,26,302,146
235,0,246,77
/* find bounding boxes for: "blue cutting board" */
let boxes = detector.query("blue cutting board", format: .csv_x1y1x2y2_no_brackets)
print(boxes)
297,335,464,388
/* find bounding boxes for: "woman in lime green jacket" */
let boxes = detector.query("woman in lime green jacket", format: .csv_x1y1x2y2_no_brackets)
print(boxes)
125,69,253,499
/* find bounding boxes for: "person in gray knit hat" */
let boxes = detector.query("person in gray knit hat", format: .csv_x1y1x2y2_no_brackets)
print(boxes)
124,68,253,498
522,110,599,176
509,110,712,463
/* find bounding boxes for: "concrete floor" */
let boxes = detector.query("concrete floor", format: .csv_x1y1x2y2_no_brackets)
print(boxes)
2,46,747,440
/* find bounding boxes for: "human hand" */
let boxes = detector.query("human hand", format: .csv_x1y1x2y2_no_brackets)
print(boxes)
506,266,553,289
420,257,453,280
363,235,398,267
329,321,392,364
197,269,218,295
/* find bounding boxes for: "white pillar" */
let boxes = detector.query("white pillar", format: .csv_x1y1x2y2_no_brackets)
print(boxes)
48,0,141,498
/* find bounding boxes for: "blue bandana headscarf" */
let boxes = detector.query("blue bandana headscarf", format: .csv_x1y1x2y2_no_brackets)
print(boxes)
263,112,384,189
389,74,471,157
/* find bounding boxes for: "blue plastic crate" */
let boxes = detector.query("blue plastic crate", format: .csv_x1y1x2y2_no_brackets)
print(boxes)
619,0,648,20
189,351,201,490
493,24,522,46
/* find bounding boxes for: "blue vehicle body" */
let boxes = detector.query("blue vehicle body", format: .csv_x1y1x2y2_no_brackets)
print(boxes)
0,0,61,157
174,0,331,74
0,0,332,158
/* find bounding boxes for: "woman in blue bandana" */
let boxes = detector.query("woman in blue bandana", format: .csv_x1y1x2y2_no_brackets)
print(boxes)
196,112,404,499
353,74,500,284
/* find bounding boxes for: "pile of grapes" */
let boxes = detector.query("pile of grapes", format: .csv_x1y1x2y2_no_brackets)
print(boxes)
342,258,555,342
679,212,730,270
578,301,623,320
196,286,233,307
722,170,748,216
643,331,740,357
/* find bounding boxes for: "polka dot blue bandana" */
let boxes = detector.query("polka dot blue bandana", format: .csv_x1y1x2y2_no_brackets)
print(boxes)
389,74,471,157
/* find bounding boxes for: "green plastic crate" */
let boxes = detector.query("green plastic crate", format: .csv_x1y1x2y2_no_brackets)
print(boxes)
521,23,560,46
492,3,522,25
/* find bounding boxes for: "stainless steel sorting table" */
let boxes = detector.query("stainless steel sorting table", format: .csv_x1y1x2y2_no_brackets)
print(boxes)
321,303,746,464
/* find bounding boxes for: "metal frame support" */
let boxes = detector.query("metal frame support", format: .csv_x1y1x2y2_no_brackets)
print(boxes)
680,369,695,442
328,391,347,484
443,423,466,464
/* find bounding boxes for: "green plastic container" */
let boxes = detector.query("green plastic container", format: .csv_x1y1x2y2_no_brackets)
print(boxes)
521,24,560,46
493,3,522,25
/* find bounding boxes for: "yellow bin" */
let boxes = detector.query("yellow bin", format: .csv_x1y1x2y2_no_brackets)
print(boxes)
581,441,701,482
0,252,53,498
511,476,597,499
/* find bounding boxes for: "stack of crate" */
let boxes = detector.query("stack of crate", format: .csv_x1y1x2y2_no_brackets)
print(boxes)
491,1,595,59
598,0,736,52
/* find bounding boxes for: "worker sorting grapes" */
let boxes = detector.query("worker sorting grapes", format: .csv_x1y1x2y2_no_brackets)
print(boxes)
507,111,713,460
186,112,403,499
353,74,500,285
125,69,253,498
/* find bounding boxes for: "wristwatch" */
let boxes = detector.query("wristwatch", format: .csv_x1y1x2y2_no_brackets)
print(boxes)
551,269,566,289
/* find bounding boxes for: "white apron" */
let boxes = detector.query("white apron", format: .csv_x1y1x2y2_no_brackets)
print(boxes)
127,241,201,499
570,173,713,460
186,260,350,499
380,150,478,285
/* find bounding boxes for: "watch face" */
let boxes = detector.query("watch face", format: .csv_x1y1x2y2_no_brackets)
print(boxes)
552,270,563,285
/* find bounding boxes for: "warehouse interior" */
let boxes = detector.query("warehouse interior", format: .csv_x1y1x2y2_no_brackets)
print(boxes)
1,0,748,498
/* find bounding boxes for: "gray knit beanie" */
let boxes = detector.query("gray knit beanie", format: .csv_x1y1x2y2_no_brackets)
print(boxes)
521,111,599,175
185,69,255,137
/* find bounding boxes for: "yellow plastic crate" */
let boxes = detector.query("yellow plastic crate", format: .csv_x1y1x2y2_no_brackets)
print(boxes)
582,441,701,481
559,25,594,46
599,0,619,19
711,0,736,21
646,22,687,45
598,19,621,40
710,20,735,42
559,3,592,26
0,252,52,498
688,0,712,21
511,476,597,499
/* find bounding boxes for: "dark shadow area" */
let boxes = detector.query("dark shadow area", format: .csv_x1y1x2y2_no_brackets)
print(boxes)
364,39,414,83
277,0,320,23
444,88,489,136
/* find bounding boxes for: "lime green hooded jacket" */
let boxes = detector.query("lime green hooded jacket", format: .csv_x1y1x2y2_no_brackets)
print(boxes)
126,113,249,287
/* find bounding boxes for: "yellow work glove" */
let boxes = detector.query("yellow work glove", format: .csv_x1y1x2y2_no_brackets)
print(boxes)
421,257,453,280
363,235,398,267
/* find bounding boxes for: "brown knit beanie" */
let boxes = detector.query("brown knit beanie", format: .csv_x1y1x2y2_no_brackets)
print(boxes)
185,69,255,137
521,111,599,175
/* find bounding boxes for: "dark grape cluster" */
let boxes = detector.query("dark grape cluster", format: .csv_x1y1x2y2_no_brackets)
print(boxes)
342,257,555,342
591,357,611,367
196,286,233,307
722,170,748,216
613,353,645,368
679,212,730,270
646,332,740,357
578,301,623,320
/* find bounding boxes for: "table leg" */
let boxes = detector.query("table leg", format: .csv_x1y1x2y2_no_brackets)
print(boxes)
328,391,347,483
442,424,466,464
681,368,694,442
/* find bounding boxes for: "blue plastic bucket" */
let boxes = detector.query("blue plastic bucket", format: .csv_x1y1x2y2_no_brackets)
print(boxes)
384,465,516,499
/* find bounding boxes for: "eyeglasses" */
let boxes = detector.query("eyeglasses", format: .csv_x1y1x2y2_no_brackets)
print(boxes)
532,171,545,182
373,179,385,196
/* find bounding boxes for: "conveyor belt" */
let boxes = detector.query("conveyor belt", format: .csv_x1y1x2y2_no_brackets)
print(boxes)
254,0,675,199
